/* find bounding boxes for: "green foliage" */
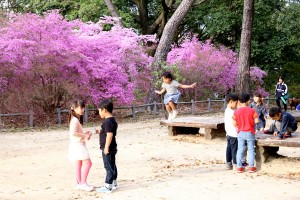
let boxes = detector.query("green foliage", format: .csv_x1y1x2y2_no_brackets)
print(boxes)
152,63,183,90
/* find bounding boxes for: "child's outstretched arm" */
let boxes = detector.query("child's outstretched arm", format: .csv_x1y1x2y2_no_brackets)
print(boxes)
178,82,196,89
155,88,166,95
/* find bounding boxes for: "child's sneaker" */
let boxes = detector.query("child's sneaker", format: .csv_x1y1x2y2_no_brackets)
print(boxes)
75,184,82,190
172,110,178,119
236,167,245,173
248,167,257,173
112,180,117,190
283,133,292,138
233,164,237,170
96,186,112,193
80,183,94,192
242,162,248,167
225,163,233,170
168,112,173,121
263,130,270,134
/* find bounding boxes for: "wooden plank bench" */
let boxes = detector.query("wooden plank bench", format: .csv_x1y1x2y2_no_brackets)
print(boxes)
288,110,300,122
255,131,300,169
160,117,225,140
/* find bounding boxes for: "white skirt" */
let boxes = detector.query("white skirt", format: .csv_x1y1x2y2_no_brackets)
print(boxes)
68,142,90,161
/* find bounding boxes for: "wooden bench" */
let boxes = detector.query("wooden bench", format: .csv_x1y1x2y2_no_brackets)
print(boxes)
288,110,300,122
160,117,225,140
255,131,300,169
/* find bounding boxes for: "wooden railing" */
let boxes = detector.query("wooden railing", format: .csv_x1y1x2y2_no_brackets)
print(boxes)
0,97,286,128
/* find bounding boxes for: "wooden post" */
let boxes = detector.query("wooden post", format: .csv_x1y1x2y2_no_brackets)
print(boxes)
161,94,165,113
56,108,62,124
29,110,34,128
153,101,157,115
223,98,226,110
207,98,211,112
84,108,88,123
132,104,136,119
0,114,2,129
191,100,195,114
266,96,270,109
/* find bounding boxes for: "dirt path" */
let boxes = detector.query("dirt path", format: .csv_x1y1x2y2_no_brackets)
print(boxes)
0,118,300,200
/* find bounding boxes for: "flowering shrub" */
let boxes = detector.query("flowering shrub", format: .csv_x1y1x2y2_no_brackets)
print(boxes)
0,12,152,113
167,37,268,99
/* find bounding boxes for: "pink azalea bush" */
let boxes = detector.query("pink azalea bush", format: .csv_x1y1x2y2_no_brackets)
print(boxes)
167,37,268,99
0,12,152,113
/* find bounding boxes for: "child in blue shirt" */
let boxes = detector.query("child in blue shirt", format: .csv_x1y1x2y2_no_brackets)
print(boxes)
265,107,298,140
250,92,268,132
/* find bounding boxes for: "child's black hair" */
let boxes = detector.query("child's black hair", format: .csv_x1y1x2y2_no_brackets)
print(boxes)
269,107,282,117
162,71,174,81
98,99,113,113
278,76,284,81
238,93,250,103
68,100,85,125
226,93,238,104
253,92,264,105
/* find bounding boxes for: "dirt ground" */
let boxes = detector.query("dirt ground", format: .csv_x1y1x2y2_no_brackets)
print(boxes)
0,114,300,200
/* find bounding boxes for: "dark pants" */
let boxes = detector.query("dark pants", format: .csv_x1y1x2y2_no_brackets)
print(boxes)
102,151,118,184
226,136,238,165
276,97,287,110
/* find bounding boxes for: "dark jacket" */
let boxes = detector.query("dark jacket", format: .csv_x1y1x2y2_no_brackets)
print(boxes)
274,111,298,134
275,82,288,98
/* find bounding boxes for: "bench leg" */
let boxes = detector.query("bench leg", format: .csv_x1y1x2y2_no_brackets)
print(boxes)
168,126,200,136
168,126,176,136
256,146,279,170
204,128,226,140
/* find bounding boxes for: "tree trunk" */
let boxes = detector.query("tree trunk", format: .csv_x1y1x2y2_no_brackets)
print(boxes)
236,0,254,93
104,0,123,26
135,0,149,34
153,0,195,66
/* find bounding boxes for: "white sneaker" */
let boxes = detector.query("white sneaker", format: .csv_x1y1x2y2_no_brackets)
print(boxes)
75,184,81,190
167,112,173,121
79,183,94,192
96,186,112,193
172,110,178,119
112,180,117,190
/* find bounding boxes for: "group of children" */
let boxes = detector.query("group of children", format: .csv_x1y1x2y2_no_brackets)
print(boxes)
67,71,298,191
225,92,298,173
67,71,194,193
67,99,118,193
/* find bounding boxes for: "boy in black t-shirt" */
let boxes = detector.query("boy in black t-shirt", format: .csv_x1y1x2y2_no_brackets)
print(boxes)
96,99,118,193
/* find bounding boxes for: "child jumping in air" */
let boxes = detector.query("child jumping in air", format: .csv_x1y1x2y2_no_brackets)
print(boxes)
250,92,268,132
67,100,93,192
96,99,118,193
155,71,196,121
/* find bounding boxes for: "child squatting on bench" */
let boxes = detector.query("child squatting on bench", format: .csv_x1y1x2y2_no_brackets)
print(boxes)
264,107,298,140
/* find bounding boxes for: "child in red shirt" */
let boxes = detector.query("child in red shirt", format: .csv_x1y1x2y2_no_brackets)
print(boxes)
233,93,259,173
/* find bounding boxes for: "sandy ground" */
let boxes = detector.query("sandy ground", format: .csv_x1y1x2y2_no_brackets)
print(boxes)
0,115,300,200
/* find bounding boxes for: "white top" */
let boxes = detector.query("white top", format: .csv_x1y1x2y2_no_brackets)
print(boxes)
224,107,237,137
68,116,90,161
69,117,84,143
162,80,180,94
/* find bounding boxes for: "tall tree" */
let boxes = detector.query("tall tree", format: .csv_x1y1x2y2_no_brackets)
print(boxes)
103,0,123,25
236,0,254,93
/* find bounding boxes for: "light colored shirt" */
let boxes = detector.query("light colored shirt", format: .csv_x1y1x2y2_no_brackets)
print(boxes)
224,107,237,137
162,80,180,94
69,117,84,143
